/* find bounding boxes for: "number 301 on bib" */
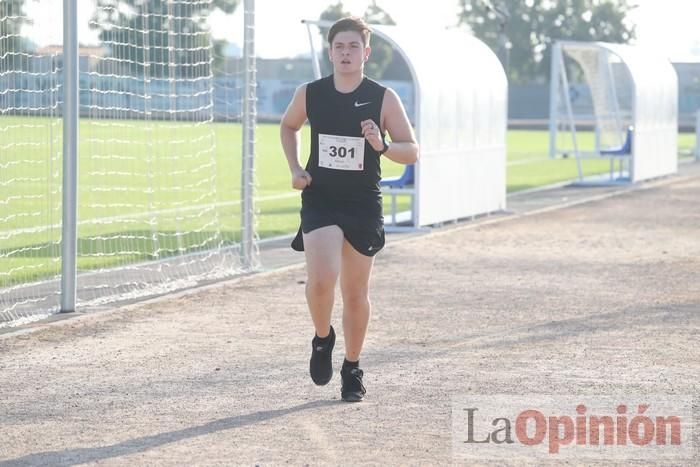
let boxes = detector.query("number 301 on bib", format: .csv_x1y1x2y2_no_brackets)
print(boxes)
318,134,365,171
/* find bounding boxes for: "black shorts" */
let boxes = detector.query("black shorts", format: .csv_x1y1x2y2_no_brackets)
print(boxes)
291,201,385,257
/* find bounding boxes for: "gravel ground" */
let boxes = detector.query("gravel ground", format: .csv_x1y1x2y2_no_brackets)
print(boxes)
1,174,698,466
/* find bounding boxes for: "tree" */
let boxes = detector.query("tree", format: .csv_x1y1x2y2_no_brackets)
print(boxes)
458,0,636,83
0,0,31,60
90,0,238,78
318,1,400,80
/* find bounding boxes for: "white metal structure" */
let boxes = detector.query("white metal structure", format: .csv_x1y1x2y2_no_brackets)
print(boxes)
303,22,508,228
550,41,678,183
61,0,79,313
695,110,700,161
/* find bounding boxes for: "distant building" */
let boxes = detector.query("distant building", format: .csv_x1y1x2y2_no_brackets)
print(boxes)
34,45,107,73
509,61,700,128
3,50,406,123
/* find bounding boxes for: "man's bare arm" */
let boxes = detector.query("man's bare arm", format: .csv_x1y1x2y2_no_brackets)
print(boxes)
380,88,419,165
280,84,312,190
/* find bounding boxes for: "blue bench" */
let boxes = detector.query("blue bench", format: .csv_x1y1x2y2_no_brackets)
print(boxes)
596,126,633,182
380,164,415,227
380,164,414,188
600,126,633,156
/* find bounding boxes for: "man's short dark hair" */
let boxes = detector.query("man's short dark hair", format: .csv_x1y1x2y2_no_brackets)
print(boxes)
328,16,371,47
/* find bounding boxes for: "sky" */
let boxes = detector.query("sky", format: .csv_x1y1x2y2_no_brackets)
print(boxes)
21,0,700,61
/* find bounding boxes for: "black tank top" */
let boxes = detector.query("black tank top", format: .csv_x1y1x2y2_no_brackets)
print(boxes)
303,75,387,213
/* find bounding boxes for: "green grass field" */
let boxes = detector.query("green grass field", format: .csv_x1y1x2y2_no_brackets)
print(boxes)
1,116,696,286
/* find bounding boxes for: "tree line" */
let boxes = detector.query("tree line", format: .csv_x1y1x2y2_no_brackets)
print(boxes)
2,0,635,82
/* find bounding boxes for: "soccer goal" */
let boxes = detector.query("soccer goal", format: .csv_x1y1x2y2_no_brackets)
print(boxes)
1,0,258,327
549,41,678,183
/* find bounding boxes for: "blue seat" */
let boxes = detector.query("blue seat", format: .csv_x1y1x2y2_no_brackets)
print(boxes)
380,164,414,188
380,164,415,228
600,126,633,156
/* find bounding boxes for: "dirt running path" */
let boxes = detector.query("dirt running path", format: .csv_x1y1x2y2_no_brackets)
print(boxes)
1,176,699,466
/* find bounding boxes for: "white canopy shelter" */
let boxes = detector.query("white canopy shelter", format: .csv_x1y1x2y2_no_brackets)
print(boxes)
550,41,678,183
304,22,508,228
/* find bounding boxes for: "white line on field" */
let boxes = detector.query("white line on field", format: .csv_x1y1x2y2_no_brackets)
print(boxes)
507,156,550,166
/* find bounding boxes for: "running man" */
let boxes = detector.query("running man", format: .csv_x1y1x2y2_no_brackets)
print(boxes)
280,16,418,402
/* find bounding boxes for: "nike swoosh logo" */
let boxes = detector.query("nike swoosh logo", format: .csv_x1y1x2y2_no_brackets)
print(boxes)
354,101,371,107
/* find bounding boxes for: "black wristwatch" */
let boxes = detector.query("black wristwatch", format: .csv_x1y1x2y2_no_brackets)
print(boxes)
379,139,390,155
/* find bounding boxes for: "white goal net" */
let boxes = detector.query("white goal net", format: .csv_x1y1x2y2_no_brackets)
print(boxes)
550,42,634,160
1,0,256,328
0,1,63,325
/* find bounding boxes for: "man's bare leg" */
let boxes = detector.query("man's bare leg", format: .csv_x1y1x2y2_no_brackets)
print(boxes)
303,225,343,338
339,239,374,362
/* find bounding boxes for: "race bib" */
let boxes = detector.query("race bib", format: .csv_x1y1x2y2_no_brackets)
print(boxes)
318,133,365,171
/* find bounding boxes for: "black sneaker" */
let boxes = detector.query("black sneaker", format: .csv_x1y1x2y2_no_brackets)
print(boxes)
309,326,335,386
341,366,366,402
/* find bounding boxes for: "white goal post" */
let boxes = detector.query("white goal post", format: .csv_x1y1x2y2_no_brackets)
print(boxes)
696,110,700,161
